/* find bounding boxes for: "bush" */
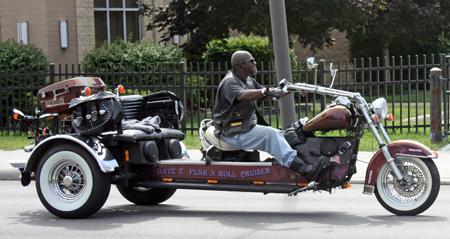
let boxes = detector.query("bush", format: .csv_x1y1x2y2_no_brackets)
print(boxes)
82,38,184,68
202,35,297,70
81,38,184,89
0,39,50,68
0,39,49,128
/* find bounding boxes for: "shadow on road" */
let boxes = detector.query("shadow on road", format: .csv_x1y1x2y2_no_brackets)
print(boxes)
11,204,448,231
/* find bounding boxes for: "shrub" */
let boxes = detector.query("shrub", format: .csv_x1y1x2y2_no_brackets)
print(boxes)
81,38,184,90
0,39,49,129
202,35,297,70
0,39,50,68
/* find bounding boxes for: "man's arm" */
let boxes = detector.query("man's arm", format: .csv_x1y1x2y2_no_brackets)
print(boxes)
235,89,264,103
236,87,285,102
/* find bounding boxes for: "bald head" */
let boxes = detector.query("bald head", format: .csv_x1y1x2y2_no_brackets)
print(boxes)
230,50,257,77
231,51,252,68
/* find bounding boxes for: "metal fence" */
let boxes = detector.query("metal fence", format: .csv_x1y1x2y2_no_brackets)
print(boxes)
1,54,448,135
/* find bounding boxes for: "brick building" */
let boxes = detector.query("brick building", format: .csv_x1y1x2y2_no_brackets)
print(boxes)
0,0,177,66
0,0,347,66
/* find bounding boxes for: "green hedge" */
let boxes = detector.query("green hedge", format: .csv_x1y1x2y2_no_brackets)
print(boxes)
0,39,49,128
81,38,184,91
202,35,297,70
82,38,183,72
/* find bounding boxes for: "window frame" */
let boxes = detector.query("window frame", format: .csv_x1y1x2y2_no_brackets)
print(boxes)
94,0,141,44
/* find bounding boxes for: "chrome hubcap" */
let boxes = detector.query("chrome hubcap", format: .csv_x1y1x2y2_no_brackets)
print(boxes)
49,161,86,202
63,176,73,187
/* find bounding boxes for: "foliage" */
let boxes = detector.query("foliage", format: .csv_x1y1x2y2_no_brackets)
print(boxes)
81,37,184,88
0,39,50,69
0,39,49,128
82,37,184,72
348,0,450,59
140,0,382,62
203,35,297,68
350,32,450,61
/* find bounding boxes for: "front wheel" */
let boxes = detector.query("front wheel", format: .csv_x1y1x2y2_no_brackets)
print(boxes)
375,157,440,215
116,185,176,205
36,143,111,218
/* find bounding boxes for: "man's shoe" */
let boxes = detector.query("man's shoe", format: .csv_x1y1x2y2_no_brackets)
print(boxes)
290,156,325,181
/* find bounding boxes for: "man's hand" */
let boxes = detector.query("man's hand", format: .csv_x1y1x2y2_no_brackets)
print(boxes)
264,87,284,101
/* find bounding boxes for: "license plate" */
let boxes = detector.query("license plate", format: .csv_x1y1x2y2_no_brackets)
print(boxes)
45,99,65,106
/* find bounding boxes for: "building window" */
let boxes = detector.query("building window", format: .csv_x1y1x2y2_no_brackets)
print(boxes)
94,0,141,47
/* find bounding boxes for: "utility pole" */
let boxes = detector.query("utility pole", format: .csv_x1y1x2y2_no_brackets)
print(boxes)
269,0,296,129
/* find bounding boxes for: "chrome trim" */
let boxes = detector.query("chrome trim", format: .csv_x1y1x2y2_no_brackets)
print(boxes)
395,153,437,159
27,134,118,173
9,160,27,169
210,161,273,167
155,160,273,167
156,160,206,166
363,185,375,195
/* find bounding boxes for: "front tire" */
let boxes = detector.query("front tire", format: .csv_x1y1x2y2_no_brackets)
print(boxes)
375,157,440,215
116,185,176,205
36,143,111,219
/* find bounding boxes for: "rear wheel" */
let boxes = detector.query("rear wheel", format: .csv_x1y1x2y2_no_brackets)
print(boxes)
36,143,111,218
375,157,440,215
116,185,176,205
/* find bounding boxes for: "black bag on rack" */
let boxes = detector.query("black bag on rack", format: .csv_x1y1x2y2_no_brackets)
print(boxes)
69,91,124,135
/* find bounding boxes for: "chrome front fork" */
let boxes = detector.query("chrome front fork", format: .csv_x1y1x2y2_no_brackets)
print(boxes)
361,105,404,181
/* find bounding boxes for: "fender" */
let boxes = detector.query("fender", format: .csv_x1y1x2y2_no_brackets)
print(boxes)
363,140,437,195
23,134,118,176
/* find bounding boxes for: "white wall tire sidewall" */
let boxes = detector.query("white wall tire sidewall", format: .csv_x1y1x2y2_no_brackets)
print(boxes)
376,157,432,212
38,151,93,212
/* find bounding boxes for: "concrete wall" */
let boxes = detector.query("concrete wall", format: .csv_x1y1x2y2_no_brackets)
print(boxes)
75,0,95,64
45,0,79,66
0,0,49,52
0,0,79,68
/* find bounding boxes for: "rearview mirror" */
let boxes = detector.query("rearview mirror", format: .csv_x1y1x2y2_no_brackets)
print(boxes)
329,62,338,88
330,63,335,77
307,57,318,69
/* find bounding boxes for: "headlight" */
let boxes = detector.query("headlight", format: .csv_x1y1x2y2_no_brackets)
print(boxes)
371,98,388,121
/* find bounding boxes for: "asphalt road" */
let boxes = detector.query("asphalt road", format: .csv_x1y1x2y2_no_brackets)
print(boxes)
1,181,449,239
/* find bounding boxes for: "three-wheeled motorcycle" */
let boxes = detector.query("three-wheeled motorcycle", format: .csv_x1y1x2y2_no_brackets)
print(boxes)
10,58,440,218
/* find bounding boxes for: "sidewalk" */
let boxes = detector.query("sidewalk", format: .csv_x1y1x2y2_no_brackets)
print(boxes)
2,149,449,184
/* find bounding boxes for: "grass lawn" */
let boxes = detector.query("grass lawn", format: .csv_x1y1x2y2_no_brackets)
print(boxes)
2,128,448,152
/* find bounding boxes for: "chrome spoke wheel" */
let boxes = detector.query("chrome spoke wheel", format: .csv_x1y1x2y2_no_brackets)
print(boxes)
36,143,111,218
375,156,440,215
49,161,86,202
380,161,427,206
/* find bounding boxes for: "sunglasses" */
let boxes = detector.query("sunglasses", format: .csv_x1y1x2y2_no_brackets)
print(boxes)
239,58,257,65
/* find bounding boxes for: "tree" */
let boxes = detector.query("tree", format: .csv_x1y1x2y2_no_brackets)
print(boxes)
141,0,383,62
348,0,450,60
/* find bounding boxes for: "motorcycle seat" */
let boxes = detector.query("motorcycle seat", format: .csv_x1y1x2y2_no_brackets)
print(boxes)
202,126,241,151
